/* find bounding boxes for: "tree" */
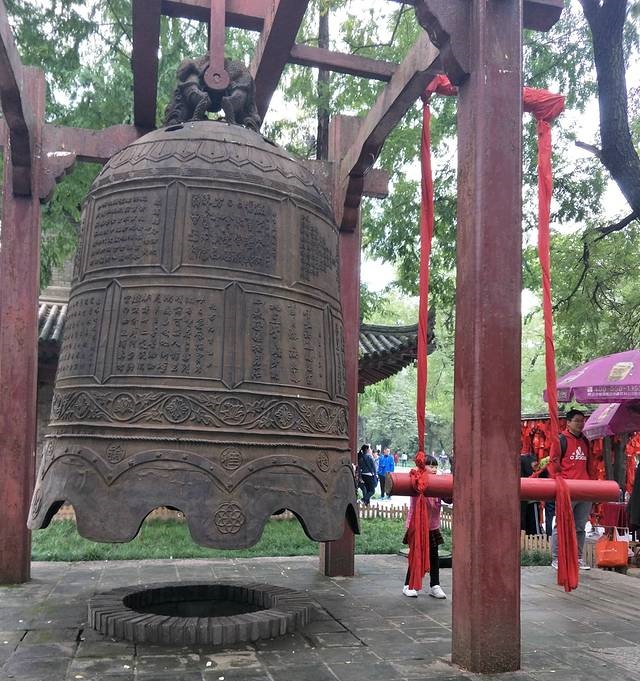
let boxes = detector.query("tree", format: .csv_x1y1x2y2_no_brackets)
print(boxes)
6,0,639,374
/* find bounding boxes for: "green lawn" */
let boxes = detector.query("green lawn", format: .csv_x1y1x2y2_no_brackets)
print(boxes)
31,517,546,565
31,517,419,561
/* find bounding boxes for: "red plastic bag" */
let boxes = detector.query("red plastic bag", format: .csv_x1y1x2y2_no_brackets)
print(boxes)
595,528,629,568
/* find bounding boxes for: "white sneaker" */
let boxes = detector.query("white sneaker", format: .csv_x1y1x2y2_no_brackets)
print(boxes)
429,585,447,599
578,559,591,571
551,559,558,570
402,585,418,598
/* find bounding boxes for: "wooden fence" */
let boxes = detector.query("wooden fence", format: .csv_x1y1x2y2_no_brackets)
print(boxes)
520,531,551,555
52,501,455,524
52,502,413,523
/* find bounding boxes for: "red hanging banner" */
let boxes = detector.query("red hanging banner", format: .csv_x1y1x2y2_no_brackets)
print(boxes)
417,76,457,450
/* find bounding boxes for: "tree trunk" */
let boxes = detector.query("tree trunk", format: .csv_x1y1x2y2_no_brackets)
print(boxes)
603,436,614,480
316,9,330,160
579,0,640,215
613,434,628,492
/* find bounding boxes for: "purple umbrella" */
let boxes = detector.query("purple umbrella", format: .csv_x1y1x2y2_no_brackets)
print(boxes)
583,402,640,440
550,349,640,403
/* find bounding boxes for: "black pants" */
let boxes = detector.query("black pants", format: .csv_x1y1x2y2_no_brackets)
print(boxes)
379,475,386,498
405,531,440,588
361,475,376,505
545,501,555,537
521,501,539,535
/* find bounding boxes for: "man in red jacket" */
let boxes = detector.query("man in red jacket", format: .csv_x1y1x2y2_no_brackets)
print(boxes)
549,408,595,570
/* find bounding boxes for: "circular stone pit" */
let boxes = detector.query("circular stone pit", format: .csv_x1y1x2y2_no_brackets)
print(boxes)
89,581,315,646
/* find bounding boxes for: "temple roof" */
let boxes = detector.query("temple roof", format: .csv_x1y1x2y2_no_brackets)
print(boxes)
37,294,434,390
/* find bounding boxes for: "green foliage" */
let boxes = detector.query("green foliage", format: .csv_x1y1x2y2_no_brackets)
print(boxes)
543,223,640,367
10,0,640,385
520,550,552,567
521,310,550,414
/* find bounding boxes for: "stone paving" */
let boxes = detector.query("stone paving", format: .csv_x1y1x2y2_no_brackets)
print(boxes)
2,555,640,680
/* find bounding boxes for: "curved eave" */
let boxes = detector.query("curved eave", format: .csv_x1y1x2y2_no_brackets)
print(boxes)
358,312,436,392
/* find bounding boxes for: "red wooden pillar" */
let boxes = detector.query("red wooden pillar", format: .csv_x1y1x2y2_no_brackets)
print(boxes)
319,115,361,576
451,1,523,673
0,68,45,583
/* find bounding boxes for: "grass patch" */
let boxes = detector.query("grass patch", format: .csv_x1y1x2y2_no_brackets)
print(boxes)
33,518,541,565
32,517,421,561
520,550,552,566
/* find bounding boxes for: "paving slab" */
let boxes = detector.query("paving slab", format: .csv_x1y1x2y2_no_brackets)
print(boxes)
1,555,640,680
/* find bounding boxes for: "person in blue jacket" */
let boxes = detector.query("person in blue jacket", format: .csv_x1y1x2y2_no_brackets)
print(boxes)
378,447,395,499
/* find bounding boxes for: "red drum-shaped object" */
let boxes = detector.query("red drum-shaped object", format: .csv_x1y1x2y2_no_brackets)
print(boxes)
29,121,357,547
386,472,620,502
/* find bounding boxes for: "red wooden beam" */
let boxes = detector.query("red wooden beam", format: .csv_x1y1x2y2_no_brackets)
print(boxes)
387,473,621,503
523,0,564,31
0,67,45,584
320,114,360,577
0,0,33,195
337,32,439,231
250,0,310,119
392,0,564,31
289,44,396,82
161,0,267,30
204,0,231,91
37,123,144,199
43,124,143,164
451,0,523,672
160,0,561,33
132,0,161,130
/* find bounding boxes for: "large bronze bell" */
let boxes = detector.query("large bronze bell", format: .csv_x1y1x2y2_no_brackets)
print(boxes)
29,121,358,547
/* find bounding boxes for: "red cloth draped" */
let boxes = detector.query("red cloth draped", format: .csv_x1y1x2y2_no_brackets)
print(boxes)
524,88,576,590
555,477,579,591
408,451,431,591
417,75,459,450
416,93,434,450
524,87,565,445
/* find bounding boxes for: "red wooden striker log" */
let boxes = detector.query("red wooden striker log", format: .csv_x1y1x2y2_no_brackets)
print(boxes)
386,473,620,503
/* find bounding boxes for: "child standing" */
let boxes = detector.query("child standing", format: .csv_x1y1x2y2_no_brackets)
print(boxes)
402,453,447,599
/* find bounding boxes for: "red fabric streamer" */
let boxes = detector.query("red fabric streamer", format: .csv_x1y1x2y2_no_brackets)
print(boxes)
526,88,565,443
416,75,459,450
554,477,579,591
408,451,431,591
416,91,435,451
425,74,458,98
525,88,578,590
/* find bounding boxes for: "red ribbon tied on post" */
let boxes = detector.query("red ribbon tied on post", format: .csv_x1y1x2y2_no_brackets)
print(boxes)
408,451,431,591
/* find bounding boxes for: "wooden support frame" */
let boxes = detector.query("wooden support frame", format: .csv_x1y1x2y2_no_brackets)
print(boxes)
319,114,362,577
0,14,565,678
161,0,267,29
0,0,33,195
450,0,523,672
336,32,440,231
249,0,310,119
394,0,564,31
289,44,396,82
132,0,162,130
0,67,45,583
